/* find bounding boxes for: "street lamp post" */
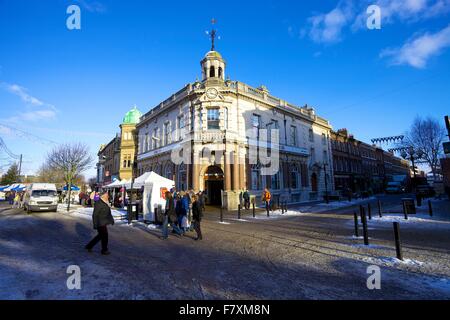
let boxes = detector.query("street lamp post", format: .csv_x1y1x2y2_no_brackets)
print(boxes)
315,162,329,204
323,162,329,204
401,146,424,193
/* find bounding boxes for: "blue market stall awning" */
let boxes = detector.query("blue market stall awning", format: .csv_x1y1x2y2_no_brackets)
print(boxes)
0,185,10,191
63,185,80,191
12,186,26,192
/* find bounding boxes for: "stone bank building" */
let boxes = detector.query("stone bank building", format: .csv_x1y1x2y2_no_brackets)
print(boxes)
135,40,334,209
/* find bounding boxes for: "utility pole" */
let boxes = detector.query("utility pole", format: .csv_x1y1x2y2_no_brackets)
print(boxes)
18,154,23,182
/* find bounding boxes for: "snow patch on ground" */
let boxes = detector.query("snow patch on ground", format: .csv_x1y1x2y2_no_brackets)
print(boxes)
362,256,425,267
370,215,450,224
298,197,377,213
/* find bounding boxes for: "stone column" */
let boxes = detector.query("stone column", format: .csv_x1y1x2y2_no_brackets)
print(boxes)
232,151,239,191
192,164,199,192
224,151,231,191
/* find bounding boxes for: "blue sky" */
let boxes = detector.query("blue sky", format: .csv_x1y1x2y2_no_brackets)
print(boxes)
1,0,449,179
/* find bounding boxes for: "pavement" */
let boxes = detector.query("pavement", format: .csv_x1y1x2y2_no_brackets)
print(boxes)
0,194,449,300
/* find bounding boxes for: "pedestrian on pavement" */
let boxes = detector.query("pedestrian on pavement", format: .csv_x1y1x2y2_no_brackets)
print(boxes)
243,189,250,210
198,191,205,211
19,192,25,209
85,191,115,255
191,194,203,240
262,188,271,212
13,192,20,208
172,194,184,236
162,191,174,240
7,192,14,205
181,192,190,233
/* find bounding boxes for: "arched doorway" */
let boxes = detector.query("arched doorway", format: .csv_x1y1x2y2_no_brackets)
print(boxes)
204,165,224,205
311,173,318,192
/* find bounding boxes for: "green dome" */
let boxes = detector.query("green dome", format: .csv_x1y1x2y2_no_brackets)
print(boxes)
123,106,142,124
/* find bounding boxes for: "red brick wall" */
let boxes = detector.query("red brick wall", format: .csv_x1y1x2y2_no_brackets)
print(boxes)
441,158,450,187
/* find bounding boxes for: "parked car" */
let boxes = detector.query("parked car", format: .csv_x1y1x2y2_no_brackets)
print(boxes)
385,182,405,194
23,183,58,213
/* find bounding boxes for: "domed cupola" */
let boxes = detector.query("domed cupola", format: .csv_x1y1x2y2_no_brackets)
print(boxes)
201,20,226,82
123,105,142,124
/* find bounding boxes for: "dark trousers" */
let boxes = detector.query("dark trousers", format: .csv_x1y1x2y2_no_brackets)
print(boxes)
86,226,109,252
193,220,202,239
244,199,250,210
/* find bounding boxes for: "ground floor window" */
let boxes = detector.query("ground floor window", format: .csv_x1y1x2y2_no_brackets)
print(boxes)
290,166,299,189
271,171,280,190
251,164,261,190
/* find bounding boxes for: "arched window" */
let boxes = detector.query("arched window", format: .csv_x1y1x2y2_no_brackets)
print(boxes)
210,66,215,78
164,163,173,180
218,67,223,78
177,163,187,191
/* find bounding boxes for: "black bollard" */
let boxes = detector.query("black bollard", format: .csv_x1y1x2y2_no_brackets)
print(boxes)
378,200,382,218
238,204,241,220
360,206,369,245
281,201,285,214
403,201,408,220
277,197,280,211
353,211,359,237
428,200,433,217
266,202,270,217
393,222,403,260
367,203,372,220
220,206,223,222
252,202,255,218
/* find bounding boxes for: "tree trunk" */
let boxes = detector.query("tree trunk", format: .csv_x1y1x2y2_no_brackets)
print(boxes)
67,181,72,212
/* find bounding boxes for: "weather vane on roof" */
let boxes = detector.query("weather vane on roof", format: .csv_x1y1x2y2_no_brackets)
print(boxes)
206,18,220,51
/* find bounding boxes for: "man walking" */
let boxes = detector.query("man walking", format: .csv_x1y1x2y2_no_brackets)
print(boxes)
85,191,114,255
162,191,174,240
192,194,203,240
243,189,250,210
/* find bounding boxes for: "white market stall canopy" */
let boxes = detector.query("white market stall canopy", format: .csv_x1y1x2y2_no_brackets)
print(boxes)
3,184,26,192
134,171,174,189
103,179,131,189
137,171,175,222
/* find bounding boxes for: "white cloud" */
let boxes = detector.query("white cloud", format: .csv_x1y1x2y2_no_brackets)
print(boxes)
352,0,450,30
20,110,57,122
380,24,450,68
75,0,106,13
308,9,348,44
303,1,354,44
2,83,44,106
302,0,450,43
0,82,57,122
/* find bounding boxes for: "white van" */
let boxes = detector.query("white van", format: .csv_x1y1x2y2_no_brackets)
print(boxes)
24,183,58,213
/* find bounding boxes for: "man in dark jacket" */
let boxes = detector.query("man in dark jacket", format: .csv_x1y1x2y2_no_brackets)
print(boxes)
85,191,115,255
191,194,203,240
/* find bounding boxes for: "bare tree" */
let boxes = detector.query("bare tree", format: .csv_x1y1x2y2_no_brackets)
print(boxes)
404,116,446,180
37,163,65,184
46,143,93,211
